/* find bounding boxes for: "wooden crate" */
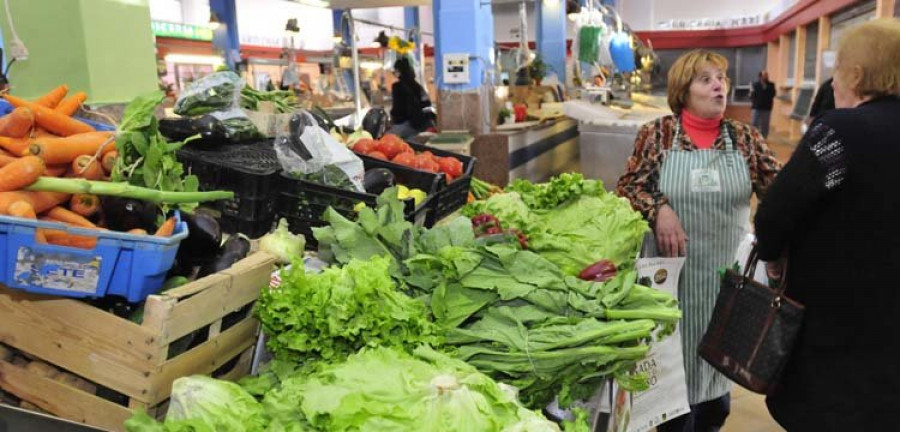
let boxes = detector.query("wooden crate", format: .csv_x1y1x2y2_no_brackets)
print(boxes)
0,252,276,431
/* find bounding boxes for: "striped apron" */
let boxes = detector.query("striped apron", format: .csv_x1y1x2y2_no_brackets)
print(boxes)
659,118,752,405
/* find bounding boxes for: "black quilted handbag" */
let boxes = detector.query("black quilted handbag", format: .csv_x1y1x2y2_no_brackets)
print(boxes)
698,247,804,394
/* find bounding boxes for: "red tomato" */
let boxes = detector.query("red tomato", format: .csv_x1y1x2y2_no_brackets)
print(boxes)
392,152,417,167
398,141,414,154
420,151,439,163
437,157,464,178
352,139,376,154
414,154,440,172
376,139,403,159
368,151,389,160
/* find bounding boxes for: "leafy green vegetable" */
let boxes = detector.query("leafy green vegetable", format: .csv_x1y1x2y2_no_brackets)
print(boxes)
465,177,649,276
262,346,564,432
259,218,306,264
256,255,441,367
505,173,605,210
241,87,300,114
125,375,268,432
405,243,680,408
113,91,203,215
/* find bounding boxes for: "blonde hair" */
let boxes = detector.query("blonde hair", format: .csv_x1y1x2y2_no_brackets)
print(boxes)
836,18,900,98
667,50,730,115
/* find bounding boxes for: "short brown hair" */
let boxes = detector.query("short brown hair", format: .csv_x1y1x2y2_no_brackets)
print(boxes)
667,50,730,115
836,18,900,98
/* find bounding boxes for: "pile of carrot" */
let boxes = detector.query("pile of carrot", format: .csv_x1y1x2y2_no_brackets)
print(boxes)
0,85,175,249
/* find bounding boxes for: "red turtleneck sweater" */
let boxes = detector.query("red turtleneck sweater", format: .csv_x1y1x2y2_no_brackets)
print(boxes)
682,109,723,149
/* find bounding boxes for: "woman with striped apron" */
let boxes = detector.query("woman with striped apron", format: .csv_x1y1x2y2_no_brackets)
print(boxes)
616,50,782,431
658,118,750,430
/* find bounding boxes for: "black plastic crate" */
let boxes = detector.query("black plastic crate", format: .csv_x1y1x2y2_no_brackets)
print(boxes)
219,193,276,220
275,174,431,246
352,141,475,227
176,141,281,199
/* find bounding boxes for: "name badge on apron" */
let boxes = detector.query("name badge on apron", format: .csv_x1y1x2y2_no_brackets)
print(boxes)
690,168,721,192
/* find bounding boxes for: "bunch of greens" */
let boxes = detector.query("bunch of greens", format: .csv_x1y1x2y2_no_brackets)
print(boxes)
256,255,441,367
261,346,569,432
128,347,583,431
405,243,681,408
112,91,202,214
312,194,678,409
174,71,242,116
125,375,270,432
312,189,423,276
465,175,648,276
505,173,605,210
241,87,300,114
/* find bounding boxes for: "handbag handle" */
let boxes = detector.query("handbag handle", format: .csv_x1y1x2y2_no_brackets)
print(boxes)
741,245,789,295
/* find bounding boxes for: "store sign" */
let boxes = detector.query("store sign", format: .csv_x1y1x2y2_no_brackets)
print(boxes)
152,21,214,41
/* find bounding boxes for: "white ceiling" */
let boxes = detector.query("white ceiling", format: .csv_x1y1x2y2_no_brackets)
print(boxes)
327,0,431,8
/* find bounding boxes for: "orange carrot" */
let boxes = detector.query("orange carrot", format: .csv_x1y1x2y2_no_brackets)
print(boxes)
70,155,103,180
0,156,44,192
155,217,177,237
45,206,96,228
42,229,97,250
8,200,37,219
69,194,100,217
3,95,94,136
101,150,117,174
0,107,34,138
7,200,46,243
0,150,17,168
31,128,56,139
54,92,87,116
33,85,69,108
27,132,114,164
127,228,148,236
0,137,31,155
45,164,67,177
0,191,70,214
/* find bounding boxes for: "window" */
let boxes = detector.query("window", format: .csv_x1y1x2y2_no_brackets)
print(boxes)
804,22,818,84
786,31,796,85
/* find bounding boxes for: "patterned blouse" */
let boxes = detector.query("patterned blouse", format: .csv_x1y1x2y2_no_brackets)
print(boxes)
616,115,782,225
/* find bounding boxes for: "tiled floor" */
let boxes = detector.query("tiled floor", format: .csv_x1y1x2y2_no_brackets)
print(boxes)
723,387,784,432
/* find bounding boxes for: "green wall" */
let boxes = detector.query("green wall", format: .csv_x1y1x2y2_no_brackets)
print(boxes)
1,0,157,104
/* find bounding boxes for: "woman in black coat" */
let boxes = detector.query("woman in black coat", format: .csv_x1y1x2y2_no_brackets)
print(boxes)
388,57,431,139
754,19,900,432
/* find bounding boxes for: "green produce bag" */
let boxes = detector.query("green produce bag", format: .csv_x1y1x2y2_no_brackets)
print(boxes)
578,26,604,64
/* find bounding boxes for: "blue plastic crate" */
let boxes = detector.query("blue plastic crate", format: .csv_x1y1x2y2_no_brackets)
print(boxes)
0,99,116,131
0,212,188,302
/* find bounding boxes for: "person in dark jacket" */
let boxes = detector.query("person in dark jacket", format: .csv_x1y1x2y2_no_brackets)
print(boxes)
806,77,835,125
389,57,431,139
750,71,776,137
754,19,900,432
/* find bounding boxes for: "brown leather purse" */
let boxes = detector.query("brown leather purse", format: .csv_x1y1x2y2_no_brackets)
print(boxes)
698,247,804,394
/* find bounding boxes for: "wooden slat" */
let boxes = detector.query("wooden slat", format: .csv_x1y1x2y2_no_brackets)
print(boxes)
0,286,160,362
143,318,259,405
220,252,276,294
0,359,134,432
0,291,154,399
156,273,231,302
159,267,265,345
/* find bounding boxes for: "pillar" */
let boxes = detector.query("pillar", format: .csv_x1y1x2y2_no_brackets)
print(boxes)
209,0,240,70
433,0,494,134
332,9,355,96
0,0,157,104
536,0,567,85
